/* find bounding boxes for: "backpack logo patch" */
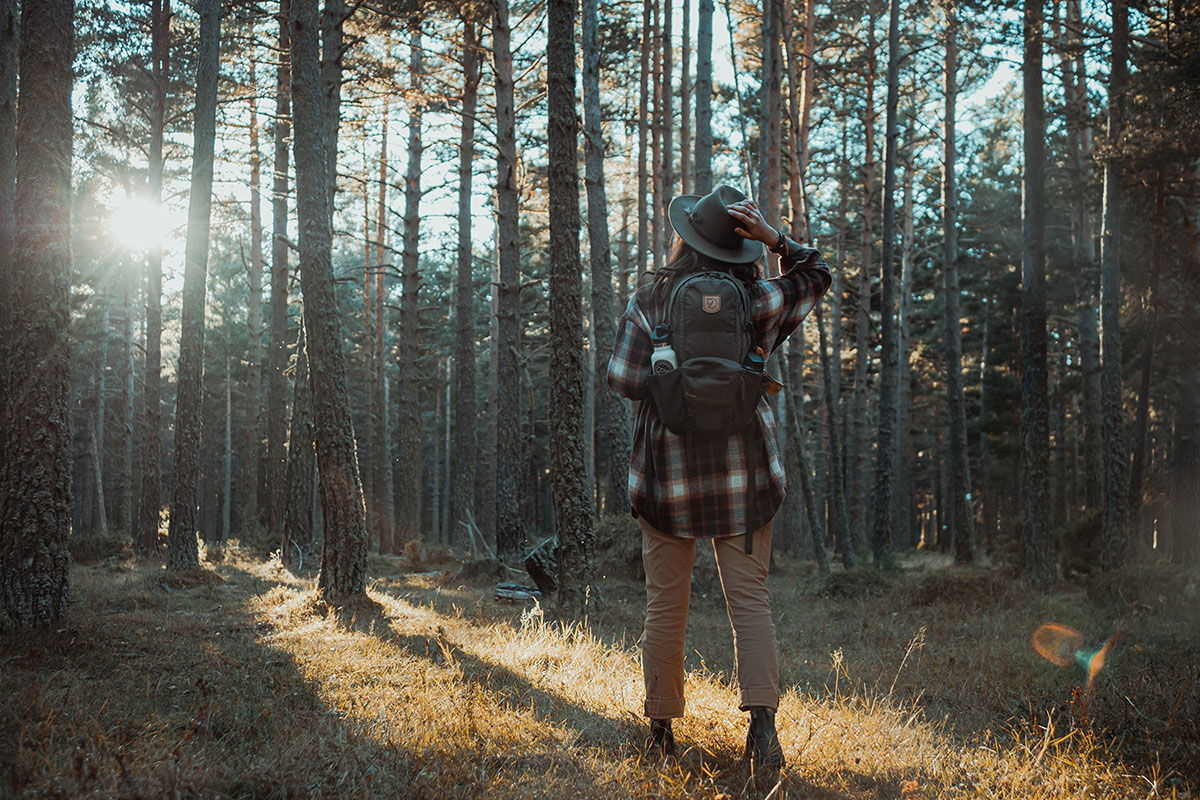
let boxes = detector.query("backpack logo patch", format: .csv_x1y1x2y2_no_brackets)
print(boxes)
702,294,721,313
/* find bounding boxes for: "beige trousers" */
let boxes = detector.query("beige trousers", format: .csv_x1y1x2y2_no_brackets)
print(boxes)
639,517,780,719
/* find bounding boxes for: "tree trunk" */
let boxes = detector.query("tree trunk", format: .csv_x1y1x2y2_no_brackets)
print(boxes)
1020,0,1056,587
374,102,394,555
694,0,713,194
548,0,596,613
583,0,631,518
291,0,368,597
167,0,219,572
816,302,854,567
850,2,876,557
396,23,424,550
0,0,15,445
870,0,900,566
267,0,292,547
493,0,525,562
941,6,975,565
0,0,74,631
114,262,135,532
95,300,110,533
282,320,315,568
679,0,691,196
896,133,916,550
638,0,651,276
136,0,170,557
1170,366,1200,566
1129,171,1163,515
452,11,480,550
661,0,673,207
221,354,232,545
1099,0,1129,570
650,1,663,269
241,76,264,537
320,0,344,209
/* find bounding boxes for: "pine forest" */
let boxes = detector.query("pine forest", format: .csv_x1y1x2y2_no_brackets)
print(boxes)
0,0,1197,796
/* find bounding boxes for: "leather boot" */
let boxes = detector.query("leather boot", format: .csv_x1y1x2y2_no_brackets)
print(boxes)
743,707,785,769
648,718,676,758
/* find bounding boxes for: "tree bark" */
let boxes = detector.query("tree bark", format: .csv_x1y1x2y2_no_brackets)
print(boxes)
374,100,394,555
1020,0,1056,587
650,1,663,269
816,302,854,567
452,11,480,550
282,320,315,568
547,0,596,612
267,0,292,547
638,0,651,275
661,0,673,206
694,0,713,194
114,262,135,533
0,0,74,631
320,0,344,210
0,0,17,469
850,2,876,557
291,0,368,597
135,0,170,558
241,75,264,537
896,126,916,550
583,0,631,517
1129,171,1163,515
167,0,219,572
679,0,691,195
1170,366,1200,566
870,0,900,566
1099,0,1129,570
941,5,975,565
396,23,424,550
493,0,525,562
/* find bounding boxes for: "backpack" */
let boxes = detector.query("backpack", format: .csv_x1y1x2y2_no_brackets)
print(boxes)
646,271,765,437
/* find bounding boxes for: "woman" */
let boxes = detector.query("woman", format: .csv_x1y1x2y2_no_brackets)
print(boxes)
606,185,831,768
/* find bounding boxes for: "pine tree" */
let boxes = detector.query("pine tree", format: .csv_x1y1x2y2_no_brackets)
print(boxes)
135,0,171,558
941,2,975,565
451,8,481,549
1020,0,1056,587
0,0,74,631
547,0,596,611
267,0,292,545
167,0,220,572
1099,0,1130,569
291,0,369,596
493,0,525,562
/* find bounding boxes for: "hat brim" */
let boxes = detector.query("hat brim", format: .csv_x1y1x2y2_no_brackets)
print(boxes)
667,194,766,264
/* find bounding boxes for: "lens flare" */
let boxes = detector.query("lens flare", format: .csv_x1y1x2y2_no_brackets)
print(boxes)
1033,623,1113,692
1032,623,1083,667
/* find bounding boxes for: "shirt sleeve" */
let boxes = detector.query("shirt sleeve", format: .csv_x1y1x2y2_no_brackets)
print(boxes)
606,293,654,400
754,236,833,353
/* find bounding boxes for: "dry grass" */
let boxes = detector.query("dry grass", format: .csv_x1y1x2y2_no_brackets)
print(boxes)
1,538,1195,799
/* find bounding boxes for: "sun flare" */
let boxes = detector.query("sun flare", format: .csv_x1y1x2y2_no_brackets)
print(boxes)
108,197,176,251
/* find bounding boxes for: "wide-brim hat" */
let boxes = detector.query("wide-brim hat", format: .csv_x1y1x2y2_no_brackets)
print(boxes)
667,184,765,264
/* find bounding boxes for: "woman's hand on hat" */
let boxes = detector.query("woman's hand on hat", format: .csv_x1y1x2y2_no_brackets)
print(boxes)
726,199,778,245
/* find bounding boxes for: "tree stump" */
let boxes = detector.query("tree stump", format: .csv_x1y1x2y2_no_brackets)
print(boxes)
524,538,558,596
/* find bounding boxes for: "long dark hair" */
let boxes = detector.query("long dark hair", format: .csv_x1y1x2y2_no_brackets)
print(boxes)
652,237,763,304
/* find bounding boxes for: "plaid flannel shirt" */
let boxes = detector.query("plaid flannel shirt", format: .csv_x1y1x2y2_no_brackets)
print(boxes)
606,237,832,539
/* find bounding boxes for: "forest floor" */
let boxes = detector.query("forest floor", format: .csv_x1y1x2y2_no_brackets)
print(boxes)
1,522,1197,800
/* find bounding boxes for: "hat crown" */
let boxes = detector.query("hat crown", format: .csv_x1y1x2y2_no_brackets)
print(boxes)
667,184,765,264
686,186,748,250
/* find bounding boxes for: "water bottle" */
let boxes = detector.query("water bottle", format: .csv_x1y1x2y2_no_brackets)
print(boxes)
651,325,677,374
743,348,766,374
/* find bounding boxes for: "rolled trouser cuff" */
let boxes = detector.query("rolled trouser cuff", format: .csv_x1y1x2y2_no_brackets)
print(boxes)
644,696,686,719
737,686,780,712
